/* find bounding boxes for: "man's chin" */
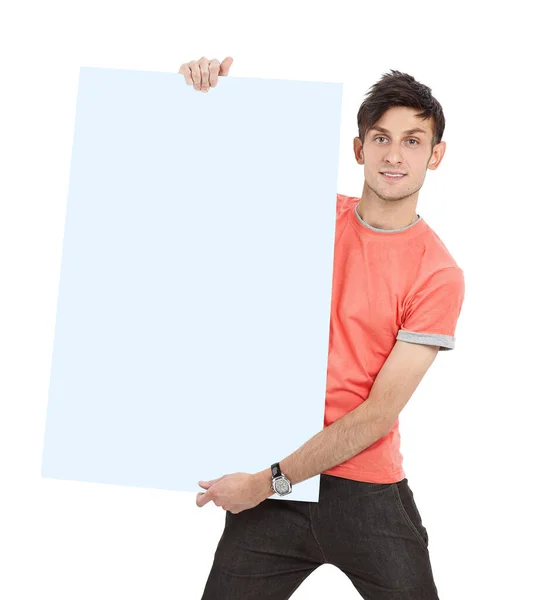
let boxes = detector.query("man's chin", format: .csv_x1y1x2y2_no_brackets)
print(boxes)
377,181,415,200
378,187,405,201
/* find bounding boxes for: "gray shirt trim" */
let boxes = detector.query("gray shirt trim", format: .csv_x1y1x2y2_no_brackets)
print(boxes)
354,204,421,232
397,329,455,351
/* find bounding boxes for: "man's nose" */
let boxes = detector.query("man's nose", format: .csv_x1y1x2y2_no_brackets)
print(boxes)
383,143,404,164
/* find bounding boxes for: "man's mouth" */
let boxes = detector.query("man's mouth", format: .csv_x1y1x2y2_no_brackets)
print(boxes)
381,172,406,181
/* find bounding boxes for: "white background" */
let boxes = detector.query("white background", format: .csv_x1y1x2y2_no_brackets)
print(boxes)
0,1,532,598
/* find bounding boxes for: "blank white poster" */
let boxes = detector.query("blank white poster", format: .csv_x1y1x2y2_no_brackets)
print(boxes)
41,66,343,502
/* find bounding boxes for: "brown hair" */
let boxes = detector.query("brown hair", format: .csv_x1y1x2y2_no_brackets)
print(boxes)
357,69,445,149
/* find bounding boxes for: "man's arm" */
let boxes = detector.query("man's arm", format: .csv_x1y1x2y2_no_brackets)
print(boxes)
254,340,440,497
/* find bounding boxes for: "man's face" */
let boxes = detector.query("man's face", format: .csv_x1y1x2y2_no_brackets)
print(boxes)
354,106,445,202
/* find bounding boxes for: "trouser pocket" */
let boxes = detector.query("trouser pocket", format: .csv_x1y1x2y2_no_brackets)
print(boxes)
392,479,429,551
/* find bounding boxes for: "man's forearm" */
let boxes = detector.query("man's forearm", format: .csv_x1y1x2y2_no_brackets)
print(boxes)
254,401,389,498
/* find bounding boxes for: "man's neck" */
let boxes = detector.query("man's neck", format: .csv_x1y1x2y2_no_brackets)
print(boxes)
357,184,419,230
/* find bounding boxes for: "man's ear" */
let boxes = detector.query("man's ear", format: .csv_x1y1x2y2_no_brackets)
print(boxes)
428,141,446,170
353,137,365,165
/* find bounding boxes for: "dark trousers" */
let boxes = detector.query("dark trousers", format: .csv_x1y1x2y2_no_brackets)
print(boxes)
200,474,439,599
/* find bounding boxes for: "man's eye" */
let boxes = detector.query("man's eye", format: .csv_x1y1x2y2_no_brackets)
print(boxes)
374,136,419,145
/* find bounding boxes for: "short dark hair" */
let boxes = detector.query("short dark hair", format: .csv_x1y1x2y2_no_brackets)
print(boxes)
357,69,445,149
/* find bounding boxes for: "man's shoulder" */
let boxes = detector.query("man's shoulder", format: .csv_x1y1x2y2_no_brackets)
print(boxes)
336,192,358,216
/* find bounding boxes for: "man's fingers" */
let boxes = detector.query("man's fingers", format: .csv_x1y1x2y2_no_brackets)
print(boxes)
199,56,210,91
179,56,233,92
178,64,193,85
189,61,201,90
219,56,233,76
197,490,212,507
208,59,220,88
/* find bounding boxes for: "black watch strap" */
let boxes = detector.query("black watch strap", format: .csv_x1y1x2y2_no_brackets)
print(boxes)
271,462,282,478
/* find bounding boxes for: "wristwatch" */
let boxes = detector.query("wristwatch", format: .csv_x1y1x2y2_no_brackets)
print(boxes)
270,462,292,496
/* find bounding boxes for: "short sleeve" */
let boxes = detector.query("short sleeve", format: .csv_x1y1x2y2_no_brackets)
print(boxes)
397,267,465,351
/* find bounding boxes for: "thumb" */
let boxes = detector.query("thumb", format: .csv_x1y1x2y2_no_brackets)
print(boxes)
198,474,225,488
219,57,233,76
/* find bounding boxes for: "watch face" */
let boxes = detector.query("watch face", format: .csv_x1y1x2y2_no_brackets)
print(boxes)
274,478,291,495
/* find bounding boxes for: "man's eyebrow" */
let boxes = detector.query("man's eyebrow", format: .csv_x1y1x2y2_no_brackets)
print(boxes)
369,126,428,136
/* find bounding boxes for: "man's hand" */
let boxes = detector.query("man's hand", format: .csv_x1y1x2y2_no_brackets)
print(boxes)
178,56,233,92
196,471,273,514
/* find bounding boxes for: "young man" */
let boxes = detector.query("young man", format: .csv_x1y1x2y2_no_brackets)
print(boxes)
181,58,465,599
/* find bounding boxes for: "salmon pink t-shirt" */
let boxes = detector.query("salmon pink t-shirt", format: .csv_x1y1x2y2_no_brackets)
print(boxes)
322,194,465,484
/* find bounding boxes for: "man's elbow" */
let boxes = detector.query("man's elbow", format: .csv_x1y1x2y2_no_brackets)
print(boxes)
377,417,396,438
364,402,397,439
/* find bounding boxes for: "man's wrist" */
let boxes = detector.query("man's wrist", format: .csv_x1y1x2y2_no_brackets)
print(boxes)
254,467,276,499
